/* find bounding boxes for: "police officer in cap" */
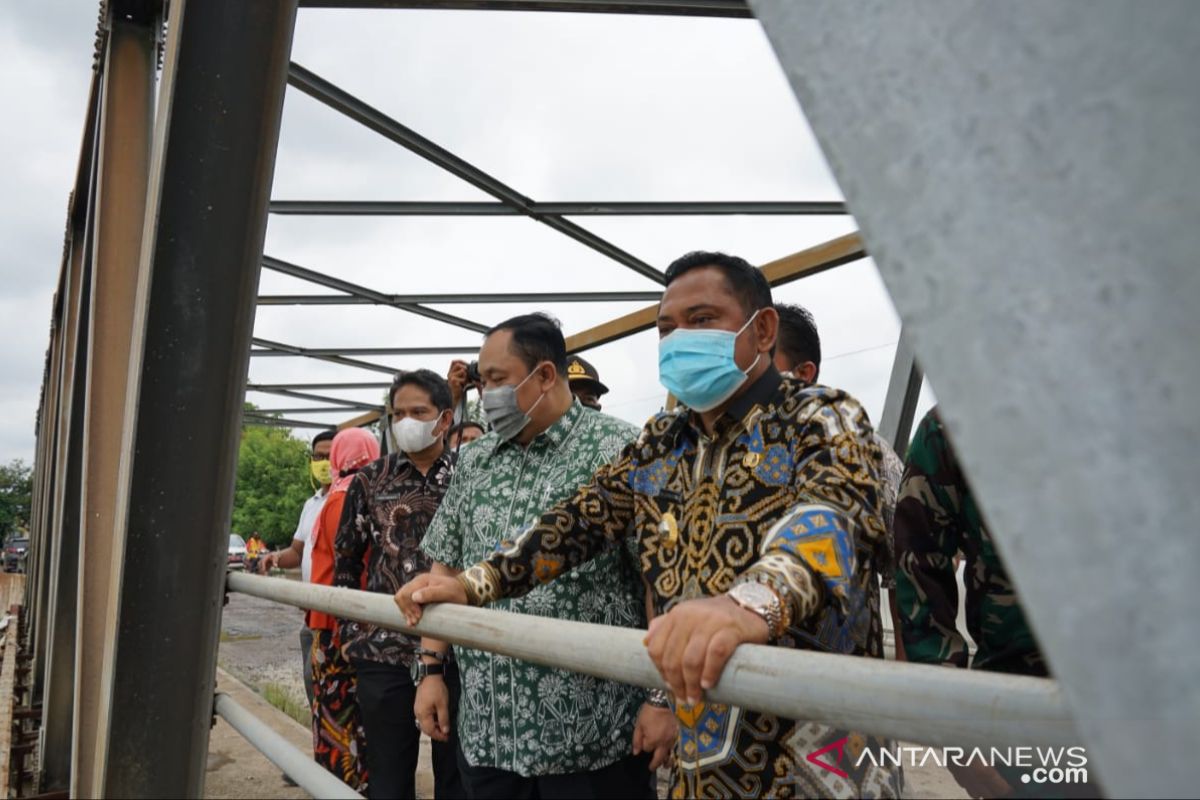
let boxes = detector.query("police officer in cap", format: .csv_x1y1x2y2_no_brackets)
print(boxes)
565,355,609,411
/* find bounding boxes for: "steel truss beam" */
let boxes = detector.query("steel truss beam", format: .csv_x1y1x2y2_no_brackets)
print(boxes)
73,6,159,793
268,200,845,216
244,415,342,430
246,386,382,411
287,62,666,285
751,2,1200,795
42,172,95,795
101,2,300,795
254,406,371,415
248,381,390,391
251,344,478,356
251,337,401,374
296,0,751,15
565,231,865,353
258,290,661,305
877,329,923,459
262,254,488,333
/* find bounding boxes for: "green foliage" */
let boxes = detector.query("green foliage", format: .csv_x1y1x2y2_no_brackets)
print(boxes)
231,419,312,549
0,459,32,539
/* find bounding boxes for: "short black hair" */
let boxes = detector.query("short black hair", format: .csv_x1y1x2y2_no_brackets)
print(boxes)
663,251,773,318
775,303,822,379
486,312,569,375
447,421,485,438
311,429,336,449
390,368,453,412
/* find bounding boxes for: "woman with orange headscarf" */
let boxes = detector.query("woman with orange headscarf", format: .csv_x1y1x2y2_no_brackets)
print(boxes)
309,427,380,792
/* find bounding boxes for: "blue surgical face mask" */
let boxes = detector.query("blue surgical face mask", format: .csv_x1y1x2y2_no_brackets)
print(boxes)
658,310,762,412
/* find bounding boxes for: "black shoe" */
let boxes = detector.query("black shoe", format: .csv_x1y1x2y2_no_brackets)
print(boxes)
281,772,298,787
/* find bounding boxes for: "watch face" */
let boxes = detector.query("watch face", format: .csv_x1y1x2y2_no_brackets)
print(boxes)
731,581,774,609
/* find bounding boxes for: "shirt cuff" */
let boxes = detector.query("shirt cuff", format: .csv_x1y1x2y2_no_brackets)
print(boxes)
456,562,503,606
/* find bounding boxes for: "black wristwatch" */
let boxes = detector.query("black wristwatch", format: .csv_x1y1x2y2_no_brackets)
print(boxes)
411,660,446,684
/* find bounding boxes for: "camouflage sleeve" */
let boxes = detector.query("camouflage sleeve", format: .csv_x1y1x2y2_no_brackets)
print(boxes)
893,411,970,667
457,440,638,606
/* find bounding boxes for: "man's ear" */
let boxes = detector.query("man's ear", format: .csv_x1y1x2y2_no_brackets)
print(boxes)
796,361,819,385
755,307,779,353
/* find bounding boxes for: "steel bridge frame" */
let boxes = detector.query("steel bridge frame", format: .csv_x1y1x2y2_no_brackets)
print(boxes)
23,0,1195,797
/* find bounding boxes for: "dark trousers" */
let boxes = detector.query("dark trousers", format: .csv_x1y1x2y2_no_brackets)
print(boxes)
456,748,655,800
353,658,465,800
299,626,314,707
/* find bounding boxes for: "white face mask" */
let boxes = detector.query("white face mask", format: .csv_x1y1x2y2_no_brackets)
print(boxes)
391,414,442,454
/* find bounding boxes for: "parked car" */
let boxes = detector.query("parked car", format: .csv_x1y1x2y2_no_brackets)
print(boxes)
227,533,247,570
4,537,29,573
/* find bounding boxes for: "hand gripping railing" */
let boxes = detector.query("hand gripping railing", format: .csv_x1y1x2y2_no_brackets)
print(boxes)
225,572,1078,749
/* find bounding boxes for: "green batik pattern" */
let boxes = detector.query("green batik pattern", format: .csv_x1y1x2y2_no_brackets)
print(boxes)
422,400,646,777
894,409,1046,675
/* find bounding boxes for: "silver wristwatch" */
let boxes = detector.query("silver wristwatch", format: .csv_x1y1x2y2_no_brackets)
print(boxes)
727,581,782,639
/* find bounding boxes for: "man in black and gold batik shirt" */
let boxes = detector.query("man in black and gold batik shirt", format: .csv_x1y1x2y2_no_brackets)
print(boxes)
399,252,903,799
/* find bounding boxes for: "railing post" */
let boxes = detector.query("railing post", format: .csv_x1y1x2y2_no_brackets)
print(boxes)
100,0,299,795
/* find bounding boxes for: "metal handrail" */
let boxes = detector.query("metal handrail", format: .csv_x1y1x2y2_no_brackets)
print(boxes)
226,572,1078,748
214,693,361,799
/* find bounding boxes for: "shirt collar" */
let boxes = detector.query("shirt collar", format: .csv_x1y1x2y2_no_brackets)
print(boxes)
683,366,782,439
725,366,782,425
391,446,454,472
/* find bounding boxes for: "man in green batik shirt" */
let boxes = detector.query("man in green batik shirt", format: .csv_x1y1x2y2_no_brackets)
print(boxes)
414,313,672,799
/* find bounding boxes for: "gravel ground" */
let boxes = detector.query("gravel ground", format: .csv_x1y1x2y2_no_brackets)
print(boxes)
219,572,310,703
218,572,965,799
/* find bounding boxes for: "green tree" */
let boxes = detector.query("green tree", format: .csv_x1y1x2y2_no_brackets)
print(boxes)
231,421,312,548
0,459,32,539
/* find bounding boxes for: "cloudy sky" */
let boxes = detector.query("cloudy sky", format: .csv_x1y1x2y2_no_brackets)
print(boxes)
1,3,932,464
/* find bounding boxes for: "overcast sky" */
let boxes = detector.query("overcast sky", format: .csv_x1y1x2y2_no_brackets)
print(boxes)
1,3,932,465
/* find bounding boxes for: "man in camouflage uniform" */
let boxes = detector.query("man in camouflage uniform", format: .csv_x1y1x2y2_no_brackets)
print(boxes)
894,408,1045,676
895,408,1066,798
